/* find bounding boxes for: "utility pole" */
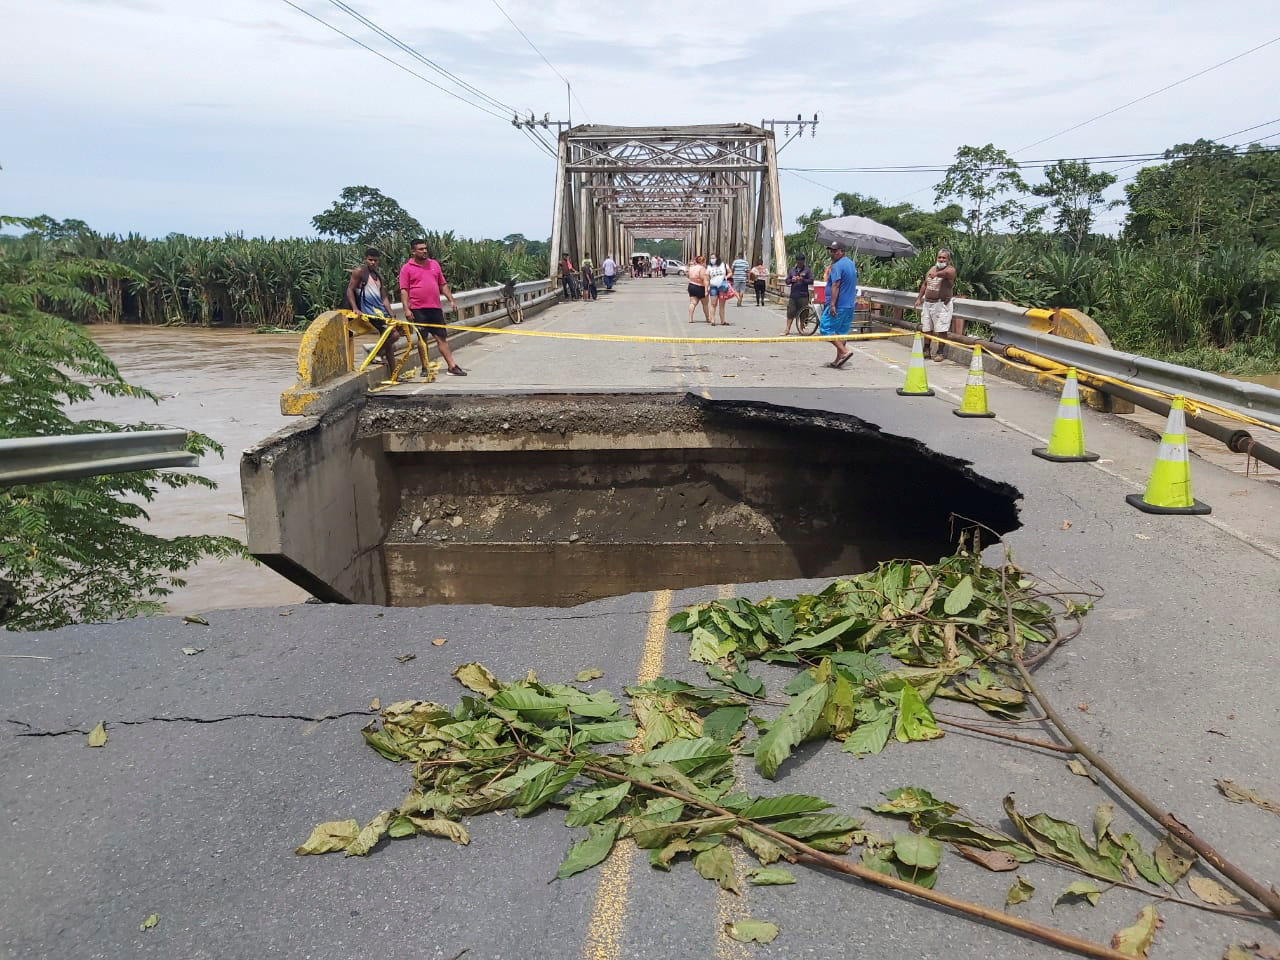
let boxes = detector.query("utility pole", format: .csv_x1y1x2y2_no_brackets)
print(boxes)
761,114,819,149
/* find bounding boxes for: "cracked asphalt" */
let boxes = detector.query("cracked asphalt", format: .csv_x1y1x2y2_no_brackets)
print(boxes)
4,282,1280,960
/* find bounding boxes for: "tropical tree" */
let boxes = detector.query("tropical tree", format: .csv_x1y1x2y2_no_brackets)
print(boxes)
0,217,242,630
311,185,425,247
1031,160,1118,250
934,144,1029,239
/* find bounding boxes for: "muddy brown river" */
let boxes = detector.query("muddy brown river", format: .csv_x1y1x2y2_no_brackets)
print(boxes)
85,327,310,615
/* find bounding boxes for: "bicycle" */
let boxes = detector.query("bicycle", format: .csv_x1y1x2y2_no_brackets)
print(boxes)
796,300,821,336
501,279,524,324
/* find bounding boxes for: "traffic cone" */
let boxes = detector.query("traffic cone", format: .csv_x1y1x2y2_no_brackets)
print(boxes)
1126,397,1211,515
953,345,995,418
896,334,935,397
1032,369,1099,462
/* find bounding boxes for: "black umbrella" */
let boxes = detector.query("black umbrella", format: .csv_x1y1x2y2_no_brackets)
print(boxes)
815,215,917,259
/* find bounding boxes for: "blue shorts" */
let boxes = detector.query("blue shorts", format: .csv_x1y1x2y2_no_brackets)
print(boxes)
820,305,854,336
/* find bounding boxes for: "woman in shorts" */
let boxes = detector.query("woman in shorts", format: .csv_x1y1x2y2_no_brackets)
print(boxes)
705,255,729,326
687,256,710,323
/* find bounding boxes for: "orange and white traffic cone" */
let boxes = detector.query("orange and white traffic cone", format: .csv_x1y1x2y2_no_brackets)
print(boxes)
896,334,935,397
1126,396,1211,515
953,345,995,418
1032,369,1099,462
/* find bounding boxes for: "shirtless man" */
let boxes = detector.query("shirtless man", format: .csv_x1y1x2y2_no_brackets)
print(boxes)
687,255,711,323
913,248,957,361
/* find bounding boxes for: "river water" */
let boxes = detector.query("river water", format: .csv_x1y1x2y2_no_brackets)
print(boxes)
84,327,310,615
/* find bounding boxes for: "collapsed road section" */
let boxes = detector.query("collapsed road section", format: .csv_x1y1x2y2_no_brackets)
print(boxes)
240,391,1020,607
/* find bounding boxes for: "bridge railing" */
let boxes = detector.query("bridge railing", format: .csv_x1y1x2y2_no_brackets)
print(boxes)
281,278,559,416
856,286,1280,430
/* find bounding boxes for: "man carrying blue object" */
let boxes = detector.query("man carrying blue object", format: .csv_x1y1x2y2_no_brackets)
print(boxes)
821,240,856,368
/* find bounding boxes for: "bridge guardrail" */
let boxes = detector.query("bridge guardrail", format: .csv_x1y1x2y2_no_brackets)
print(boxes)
281,278,558,416
0,430,199,486
857,286,1280,430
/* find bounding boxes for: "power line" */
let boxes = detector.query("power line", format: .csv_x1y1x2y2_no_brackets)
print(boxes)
322,0,515,115
1014,33,1280,153
783,143,1280,176
489,0,591,124
277,0,511,121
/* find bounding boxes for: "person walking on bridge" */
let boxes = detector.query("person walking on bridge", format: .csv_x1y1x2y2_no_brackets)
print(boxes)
687,255,711,323
913,248,957,361
820,241,856,368
749,258,767,306
400,239,465,377
731,252,749,307
783,254,812,336
346,248,398,374
602,254,617,290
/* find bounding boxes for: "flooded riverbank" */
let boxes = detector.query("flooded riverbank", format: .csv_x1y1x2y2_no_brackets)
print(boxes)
84,327,310,615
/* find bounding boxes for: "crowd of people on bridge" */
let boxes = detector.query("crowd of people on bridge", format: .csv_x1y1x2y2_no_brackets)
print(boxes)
344,236,962,381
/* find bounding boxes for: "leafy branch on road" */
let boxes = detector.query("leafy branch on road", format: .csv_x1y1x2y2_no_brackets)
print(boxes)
298,545,1278,957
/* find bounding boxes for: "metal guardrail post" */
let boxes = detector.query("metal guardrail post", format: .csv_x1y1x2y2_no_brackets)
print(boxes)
0,430,199,486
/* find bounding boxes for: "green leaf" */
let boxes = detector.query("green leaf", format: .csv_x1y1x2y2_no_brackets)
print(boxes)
737,794,833,820
689,626,736,664
1054,880,1102,910
182,614,210,626
86,721,107,748
893,683,943,743
943,575,975,615
1006,875,1036,907
861,846,896,877
747,867,796,885
1003,795,1122,882
490,687,571,724
295,818,361,855
387,815,416,839
829,650,887,681
842,709,893,757
556,821,621,879
782,617,860,652
1116,833,1163,885
571,719,638,747
770,607,795,642
702,705,749,743
1093,803,1114,845
514,759,583,816
771,814,862,839
1154,837,1196,885
575,667,604,682
405,816,469,845
140,913,159,931
927,820,1035,863
755,682,829,779
892,832,942,870
452,662,501,697
694,845,741,894
650,838,697,870
723,920,779,944
739,828,788,866
564,782,631,827
632,737,731,778
872,787,957,822
1110,905,1160,957
345,811,391,857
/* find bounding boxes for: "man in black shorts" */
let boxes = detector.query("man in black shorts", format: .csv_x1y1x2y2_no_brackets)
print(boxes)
784,254,813,335
399,239,465,376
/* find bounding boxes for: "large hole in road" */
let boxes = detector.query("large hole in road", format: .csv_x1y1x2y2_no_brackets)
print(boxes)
367,394,1020,607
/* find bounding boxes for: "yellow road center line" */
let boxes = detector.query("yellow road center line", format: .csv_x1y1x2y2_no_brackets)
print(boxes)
581,588,672,960
712,582,751,960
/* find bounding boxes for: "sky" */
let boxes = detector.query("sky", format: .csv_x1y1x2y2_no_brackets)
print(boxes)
3,0,1278,243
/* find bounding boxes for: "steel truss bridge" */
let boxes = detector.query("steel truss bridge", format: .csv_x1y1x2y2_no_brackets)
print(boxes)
548,123,786,273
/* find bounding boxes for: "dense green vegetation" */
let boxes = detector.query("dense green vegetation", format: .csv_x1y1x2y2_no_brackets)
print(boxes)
786,140,1280,373
0,216,243,630
2,188,546,331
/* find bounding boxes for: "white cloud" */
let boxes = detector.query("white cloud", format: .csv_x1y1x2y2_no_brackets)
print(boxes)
3,0,1276,239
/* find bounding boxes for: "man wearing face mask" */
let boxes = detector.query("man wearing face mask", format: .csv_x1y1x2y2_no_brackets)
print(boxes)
913,249,957,361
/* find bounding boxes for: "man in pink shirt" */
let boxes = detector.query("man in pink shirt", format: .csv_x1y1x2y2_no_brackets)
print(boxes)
399,239,466,376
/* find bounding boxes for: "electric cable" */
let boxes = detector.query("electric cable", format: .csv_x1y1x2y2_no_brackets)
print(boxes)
489,0,591,123
1014,33,1280,153
277,0,511,121
322,0,516,115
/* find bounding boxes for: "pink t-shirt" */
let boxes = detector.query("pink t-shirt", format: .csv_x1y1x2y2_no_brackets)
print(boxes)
399,258,447,310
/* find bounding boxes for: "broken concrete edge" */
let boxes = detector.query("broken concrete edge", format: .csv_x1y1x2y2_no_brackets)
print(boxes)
684,392,1024,514
279,293,560,417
